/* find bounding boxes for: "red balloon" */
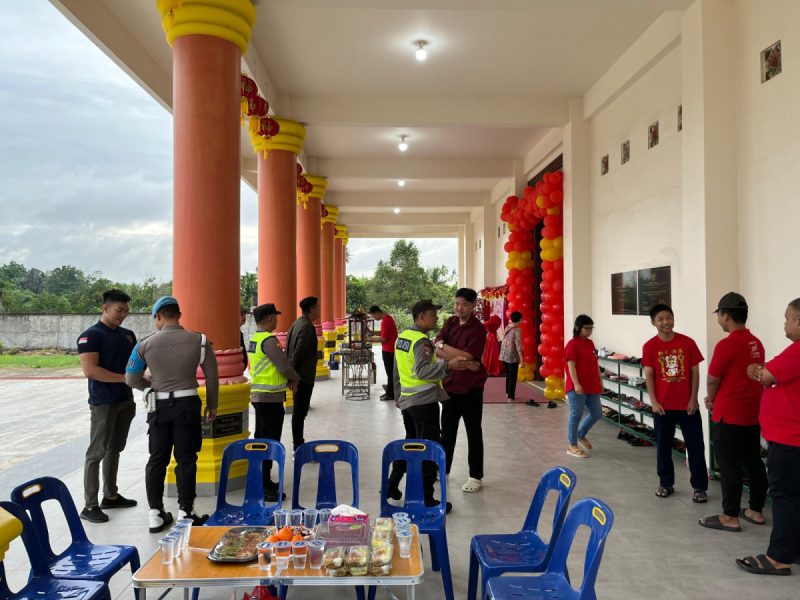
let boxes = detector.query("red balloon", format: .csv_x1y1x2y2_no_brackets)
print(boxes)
552,279,563,293
552,258,563,273
543,270,557,283
551,171,563,184
549,190,564,205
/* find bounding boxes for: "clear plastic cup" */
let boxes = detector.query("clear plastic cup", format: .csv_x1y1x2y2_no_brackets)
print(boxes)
308,540,325,569
167,532,182,557
273,508,290,529
392,512,409,522
159,536,175,565
302,508,318,529
257,542,274,572
291,540,308,569
393,517,411,529
275,541,291,571
172,524,188,553
396,529,412,559
317,509,332,527
288,509,303,527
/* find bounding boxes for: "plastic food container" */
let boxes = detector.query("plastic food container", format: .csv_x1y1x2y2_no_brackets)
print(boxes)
347,545,369,576
207,527,270,563
370,539,394,576
323,546,348,577
374,518,394,537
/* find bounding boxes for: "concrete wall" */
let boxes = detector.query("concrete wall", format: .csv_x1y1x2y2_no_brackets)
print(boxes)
0,314,256,351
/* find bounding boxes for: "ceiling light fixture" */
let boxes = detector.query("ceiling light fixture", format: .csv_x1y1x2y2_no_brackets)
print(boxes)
398,135,409,152
415,40,428,62
398,179,406,187
393,207,400,214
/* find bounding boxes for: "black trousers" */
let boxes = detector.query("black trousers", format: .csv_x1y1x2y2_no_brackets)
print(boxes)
253,401,285,488
712,421,768,517
441,388,484,479
382,351,395,400
146,396,202,513
653,410,707,490
388,403,442,503
502,361,519,398
292,381,314,450
766,442,800,564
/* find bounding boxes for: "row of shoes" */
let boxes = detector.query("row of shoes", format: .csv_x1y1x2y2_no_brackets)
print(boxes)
617,430,654,447
596,347,643,365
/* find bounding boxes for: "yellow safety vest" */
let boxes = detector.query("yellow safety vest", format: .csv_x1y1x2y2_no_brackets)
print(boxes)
248,331,288,393
395,329,442,397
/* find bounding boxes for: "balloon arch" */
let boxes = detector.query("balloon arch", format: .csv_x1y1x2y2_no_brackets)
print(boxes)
500,170,566,401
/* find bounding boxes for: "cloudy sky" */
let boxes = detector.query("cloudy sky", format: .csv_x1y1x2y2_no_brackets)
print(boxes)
0,2,457,283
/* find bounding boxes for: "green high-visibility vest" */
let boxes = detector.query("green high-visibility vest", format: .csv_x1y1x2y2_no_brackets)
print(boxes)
248,331,288,394
395,329,442,397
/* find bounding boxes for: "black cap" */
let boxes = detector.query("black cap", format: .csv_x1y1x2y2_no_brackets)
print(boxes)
253,303,281,322
411,299,442,319
713,292,748,313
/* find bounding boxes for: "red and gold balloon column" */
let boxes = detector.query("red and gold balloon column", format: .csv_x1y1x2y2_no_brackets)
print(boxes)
500,170,566,397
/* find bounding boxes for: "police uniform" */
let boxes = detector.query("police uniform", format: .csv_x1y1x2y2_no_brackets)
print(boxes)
249,327,299,496
389,323,449,503
126,296,218,529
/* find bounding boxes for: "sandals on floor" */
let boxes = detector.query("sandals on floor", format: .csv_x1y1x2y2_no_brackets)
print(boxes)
736,554,791,576
698,514,741,532
567,446,589,458
655,485,674,498
739,509,766,525
693,490,708,504
462,477,483,492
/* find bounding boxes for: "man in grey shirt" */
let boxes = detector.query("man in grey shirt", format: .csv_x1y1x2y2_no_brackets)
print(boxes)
126,296,219,532
285,296,320,450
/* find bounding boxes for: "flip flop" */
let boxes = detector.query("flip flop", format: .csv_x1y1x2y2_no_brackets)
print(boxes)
739,509,766,525
698,515,741,532
692,490,708,504
736,554,791,576
655,485,674,498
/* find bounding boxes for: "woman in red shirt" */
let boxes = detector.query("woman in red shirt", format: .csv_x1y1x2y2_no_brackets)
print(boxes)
564,314,603,458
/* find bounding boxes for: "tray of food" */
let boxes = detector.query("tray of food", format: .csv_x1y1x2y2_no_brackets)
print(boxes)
207,527,272,563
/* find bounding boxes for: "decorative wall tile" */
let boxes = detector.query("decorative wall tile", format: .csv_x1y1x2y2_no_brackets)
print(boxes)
761,40,782,83
648,121,659,149
600,154,609,175
621,140,630,165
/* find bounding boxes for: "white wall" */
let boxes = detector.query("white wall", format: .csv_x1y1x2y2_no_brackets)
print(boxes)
471,215,484,289
736,0,800,357
588,45,683,355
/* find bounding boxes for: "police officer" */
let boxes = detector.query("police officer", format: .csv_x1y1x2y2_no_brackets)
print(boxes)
126,296,219,532
249,303,299,502
389,299,474,514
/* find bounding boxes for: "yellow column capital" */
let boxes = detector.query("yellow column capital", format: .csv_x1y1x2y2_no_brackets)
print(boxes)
250,117,306,156
156,0,256,55
335,224,349,245
322,204,339,224
305,175,328,201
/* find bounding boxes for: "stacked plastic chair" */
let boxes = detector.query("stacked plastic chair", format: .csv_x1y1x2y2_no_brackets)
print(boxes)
484,498,615,600
10,477,139,599
468,466,576,600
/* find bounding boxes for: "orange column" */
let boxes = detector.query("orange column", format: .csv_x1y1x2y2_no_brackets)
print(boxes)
297,175,329,378
333,227,346,325
253,119,306,335
320,205,338,362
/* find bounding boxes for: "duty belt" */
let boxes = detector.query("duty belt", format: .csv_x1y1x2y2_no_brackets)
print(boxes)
154,389,198,400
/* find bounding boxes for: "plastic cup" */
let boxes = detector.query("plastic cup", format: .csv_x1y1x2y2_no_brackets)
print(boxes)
167,532,183,557
159,536,175,565
288,509,303,527
172,524,189,552
393,517,411,529
392,512,409,522
292,540,308,569
302,508,319,529
275,540,291,571
257,542,274,572
396,530,412,559
273,509,290,529
317,509,332,526
307,540,325,569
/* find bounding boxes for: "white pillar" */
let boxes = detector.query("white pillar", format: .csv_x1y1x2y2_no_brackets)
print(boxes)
482,202,497,287
457,226,466,287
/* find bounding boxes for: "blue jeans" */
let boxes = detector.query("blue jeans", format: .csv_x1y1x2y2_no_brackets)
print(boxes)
566,392,602,445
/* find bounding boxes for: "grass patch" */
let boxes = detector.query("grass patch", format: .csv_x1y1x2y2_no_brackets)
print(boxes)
0,352,80,369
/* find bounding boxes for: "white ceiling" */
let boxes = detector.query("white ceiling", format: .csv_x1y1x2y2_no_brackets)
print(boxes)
56,0,693,232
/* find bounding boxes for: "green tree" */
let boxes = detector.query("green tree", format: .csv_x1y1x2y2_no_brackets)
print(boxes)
0,261,27,286
240,271,258,307
43,265,87,296
346,275,369,312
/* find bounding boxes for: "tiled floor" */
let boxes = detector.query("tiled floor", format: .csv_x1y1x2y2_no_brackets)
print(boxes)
1,364,797,599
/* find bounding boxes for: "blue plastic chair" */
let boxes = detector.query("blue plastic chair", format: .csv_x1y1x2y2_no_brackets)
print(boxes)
368,439,452,600
291,440,359,509
484,498,615,600
205,439,285,526
9,477,139,599
467,466,577,600
0,501,111,600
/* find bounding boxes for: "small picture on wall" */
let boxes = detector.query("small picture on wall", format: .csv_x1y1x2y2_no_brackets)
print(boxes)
678,105,682,132
648,121,659,149
761,40,782,83
600,154,609,175
621,140,630,165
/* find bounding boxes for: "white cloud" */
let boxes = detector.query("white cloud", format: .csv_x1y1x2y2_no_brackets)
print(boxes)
347,238,458,278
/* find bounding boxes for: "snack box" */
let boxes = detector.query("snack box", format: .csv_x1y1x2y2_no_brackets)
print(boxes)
322,546,348,577
347,545,369,576
207,527,272,563
329,512,369,525
370,539,394,576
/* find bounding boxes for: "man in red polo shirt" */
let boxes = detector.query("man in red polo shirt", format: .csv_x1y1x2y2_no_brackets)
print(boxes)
435,288,487,493
368,306,398,401
642,303,708,503
737,297,800,576
698,293,767,532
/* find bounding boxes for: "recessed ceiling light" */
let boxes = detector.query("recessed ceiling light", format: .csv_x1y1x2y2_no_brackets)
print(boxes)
398,135,409,152
398,179,406,187
393,207,400,214
415,40,428,62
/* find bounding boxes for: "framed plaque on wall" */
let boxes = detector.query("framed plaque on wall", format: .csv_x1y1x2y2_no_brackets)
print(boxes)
637,266,672,316
611,271,638,315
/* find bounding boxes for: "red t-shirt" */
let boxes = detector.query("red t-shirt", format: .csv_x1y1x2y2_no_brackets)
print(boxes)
709,329,764,426
435,314,488,394
564,337,602,394
379,314,398,353
642,332,704,411
759,341,800,447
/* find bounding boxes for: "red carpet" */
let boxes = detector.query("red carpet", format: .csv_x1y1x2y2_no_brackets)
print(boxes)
483,376,547,404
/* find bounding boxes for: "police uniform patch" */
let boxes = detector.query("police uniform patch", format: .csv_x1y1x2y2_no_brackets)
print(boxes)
396,338,412,353
248,341,257,353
